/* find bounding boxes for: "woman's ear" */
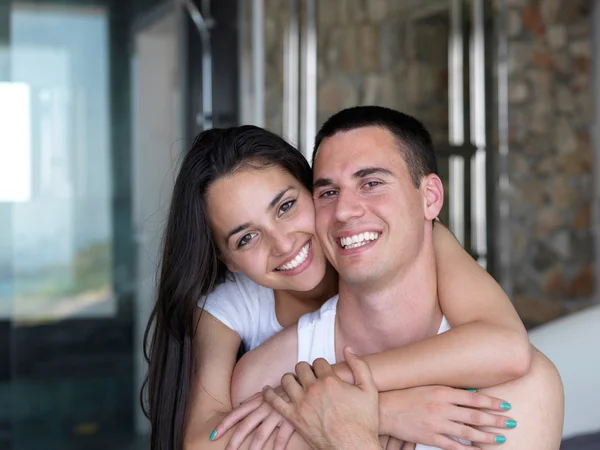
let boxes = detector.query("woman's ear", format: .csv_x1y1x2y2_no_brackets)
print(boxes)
422,174,444,220
220,254,239,273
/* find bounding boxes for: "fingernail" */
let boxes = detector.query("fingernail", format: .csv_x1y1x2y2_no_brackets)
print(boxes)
465,388,478,392
501,401,512,411
209,430,217,441
495,435,507,444
346,346,355,354
505,419,517,429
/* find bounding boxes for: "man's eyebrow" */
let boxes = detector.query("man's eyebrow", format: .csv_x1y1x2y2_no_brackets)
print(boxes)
225,222,251,243
353,167,393,178
267,187,293,212
313,178,334,190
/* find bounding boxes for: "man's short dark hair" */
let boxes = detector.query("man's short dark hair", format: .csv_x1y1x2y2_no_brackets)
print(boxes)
312,106,438,187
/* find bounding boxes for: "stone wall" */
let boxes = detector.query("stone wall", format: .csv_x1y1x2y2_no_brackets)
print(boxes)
506,0,595,327
256,0,597,327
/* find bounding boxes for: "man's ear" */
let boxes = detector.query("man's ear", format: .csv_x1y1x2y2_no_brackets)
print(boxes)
422,174,444,220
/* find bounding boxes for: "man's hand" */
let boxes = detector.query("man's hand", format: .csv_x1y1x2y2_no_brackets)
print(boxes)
264,347,381,450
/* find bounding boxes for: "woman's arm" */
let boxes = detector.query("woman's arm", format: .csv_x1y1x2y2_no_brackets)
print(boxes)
184,310,241,446
186,310,311,450
332,223,531,391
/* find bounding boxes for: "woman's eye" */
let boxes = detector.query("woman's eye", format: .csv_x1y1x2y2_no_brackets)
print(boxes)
238,233,257,248
278,200,295,217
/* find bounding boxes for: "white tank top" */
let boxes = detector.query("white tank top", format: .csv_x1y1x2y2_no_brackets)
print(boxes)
296,296,469,450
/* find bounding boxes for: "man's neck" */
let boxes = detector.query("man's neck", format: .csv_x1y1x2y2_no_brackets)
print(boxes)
334,238,443,358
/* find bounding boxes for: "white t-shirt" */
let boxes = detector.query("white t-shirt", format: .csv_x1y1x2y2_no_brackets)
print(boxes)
297,296,469,450
200,273,283,352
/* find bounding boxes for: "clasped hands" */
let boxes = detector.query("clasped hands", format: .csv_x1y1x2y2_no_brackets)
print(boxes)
212,347,515,450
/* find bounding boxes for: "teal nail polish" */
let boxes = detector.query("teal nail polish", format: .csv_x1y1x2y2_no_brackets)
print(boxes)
501,401,512,411
210,430,217,441
505,420,517,429
495,435,507,444
465,388,478,392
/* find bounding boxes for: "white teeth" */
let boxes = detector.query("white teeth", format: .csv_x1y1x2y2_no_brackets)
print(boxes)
339,232,379,249
276,242,311,271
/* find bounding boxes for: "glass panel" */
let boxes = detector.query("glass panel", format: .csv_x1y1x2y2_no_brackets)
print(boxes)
0,0,181,448
6,5,114,322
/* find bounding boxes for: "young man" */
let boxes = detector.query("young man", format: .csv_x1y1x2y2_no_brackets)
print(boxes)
226,107,564,449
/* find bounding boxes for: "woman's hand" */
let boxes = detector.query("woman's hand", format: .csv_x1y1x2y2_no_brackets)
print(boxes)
380,386,516,450
212,387,296,450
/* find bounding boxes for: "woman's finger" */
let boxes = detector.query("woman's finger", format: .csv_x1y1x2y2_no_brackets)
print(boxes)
451,405,514,430
224,402,272,450
273,421,295,450
450,388,511,413
240,391,263,405
213,395,264,439
443,420,507,447
249,411,283,450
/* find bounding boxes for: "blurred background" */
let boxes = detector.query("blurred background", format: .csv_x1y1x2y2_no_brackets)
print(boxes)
0,0,598,448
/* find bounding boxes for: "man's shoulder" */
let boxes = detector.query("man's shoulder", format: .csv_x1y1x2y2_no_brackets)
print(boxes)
231,324,299,404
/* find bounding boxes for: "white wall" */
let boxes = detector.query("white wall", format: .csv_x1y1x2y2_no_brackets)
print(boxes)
132,9,182,435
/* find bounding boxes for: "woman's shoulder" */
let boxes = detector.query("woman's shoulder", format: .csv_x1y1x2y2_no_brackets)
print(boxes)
200,272,276,349
202,272,272,306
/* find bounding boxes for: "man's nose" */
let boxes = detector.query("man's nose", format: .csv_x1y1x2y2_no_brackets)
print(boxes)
334,189,365,223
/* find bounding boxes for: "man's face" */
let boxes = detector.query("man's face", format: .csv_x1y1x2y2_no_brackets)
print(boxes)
312,125,442,288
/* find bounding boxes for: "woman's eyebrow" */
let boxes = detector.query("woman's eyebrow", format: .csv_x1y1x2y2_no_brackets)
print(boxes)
226,222,251,243
266,187,293,212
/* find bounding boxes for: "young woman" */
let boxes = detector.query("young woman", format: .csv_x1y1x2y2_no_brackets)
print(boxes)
142,126,556,450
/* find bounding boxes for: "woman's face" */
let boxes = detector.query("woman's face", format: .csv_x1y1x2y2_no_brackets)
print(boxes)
206,165,328,292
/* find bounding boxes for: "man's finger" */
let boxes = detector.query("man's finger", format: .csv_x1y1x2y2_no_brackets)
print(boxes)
343,346,376,392
295,361,316,388
264,386,294,420
280,373,304,403
313,358,335,379
385,436,403,450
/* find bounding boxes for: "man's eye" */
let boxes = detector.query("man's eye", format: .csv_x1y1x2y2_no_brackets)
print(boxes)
278,200,295,217
319,190,337,198
365,181,382,188
238,233,257,248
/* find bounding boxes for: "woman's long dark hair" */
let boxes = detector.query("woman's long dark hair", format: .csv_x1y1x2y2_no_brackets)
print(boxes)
141,125,312,450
